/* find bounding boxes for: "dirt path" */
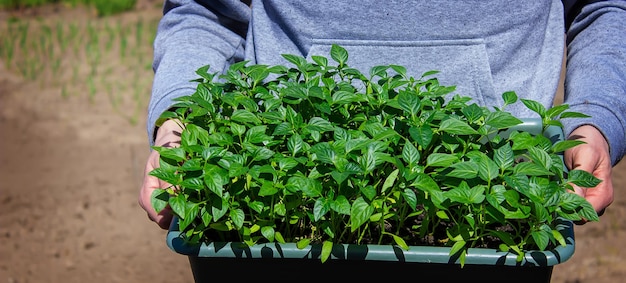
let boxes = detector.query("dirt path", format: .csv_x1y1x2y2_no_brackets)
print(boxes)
0,2,625,283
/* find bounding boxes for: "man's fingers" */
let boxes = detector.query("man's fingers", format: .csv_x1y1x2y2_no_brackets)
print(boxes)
153,207,174,229
138,148,176,229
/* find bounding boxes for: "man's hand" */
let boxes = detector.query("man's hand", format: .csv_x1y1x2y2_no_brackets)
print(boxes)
564,125,614,224
138,119,182,229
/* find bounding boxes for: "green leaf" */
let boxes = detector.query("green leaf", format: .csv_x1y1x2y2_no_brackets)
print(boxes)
474,154,499,182
401,142,420,165
567,169,602,188
409,125,433,148
370,65,389,77
545,104,570,119
201,207,212,226
533,201,550,223
296,238,311,250
421,70,440,78
464,214,476,229
261,226,275,242
526,147,552,170
449,240,467,262
390,65,407,77
551,140,585,153
244,125,270,144
381,169,399,194
194,64,214,81
491,230,518,247
426,153,459,167
447,161,478,179
446,184,485,204
494,143,514,170
287,176,322,197
169,194,187,220
278,157,299,171
282,54,307,69
439,117,478,135
208,132,234,147
552,229,566,247
484,111,522,130
272,231,285,244
180,158,203,171
181,203,200,231
436,210,449,220
247,65,270,84
155,111,180,127
331,90,360,105
274,203,286,217
210,197,229,222
330,44,349,66
521,99,547,117
202,147,226,161
531,228,550,251
345,138,371,153
310,142,335,164
308,117,334,132
372,129,400,142
386,232,409,250
402,188,418,211
252,147,275,161
287,134,304,156
204,164,227,197
259,180,279,196
181,124,208,147
153,146,186,162
331,171,351,186
350,197,374,232
313,198,331,221
231,109,262,125
311,55,328,67
151,189,170,213
513,162,553,177
227,162,248,178
262,111,286,125
461,103,484,123
360,185,377,202
398,91,421,115
247,200,264,214
359,149,378,174
502,91,518,105
411,173,440,193
181,177,205,190
283,83,307,100
230,208,245,230
578,201,600,222
510,131,537,151
148,167,179,186
321,241,333,263
498,243,509,252
330,195,351,215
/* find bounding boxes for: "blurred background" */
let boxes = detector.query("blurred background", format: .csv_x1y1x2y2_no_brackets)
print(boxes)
0,1,624,282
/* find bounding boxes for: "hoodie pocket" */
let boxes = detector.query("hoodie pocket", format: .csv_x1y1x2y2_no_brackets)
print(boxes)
307,39,500,108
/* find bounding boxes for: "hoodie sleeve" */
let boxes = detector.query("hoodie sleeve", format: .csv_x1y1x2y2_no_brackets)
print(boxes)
147,0,251,145
563,0,626,165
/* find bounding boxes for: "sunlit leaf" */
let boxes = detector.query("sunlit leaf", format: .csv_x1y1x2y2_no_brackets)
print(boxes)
330,44,348,66
439,117,478,135
350,197,374,232
151,189,169,213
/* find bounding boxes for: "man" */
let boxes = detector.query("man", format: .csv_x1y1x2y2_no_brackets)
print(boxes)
139,0,625,229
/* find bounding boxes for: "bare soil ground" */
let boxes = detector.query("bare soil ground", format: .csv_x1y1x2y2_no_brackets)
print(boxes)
1,2,625,283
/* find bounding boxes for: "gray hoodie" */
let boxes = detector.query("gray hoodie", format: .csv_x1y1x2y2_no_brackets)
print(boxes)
148,0,626,165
